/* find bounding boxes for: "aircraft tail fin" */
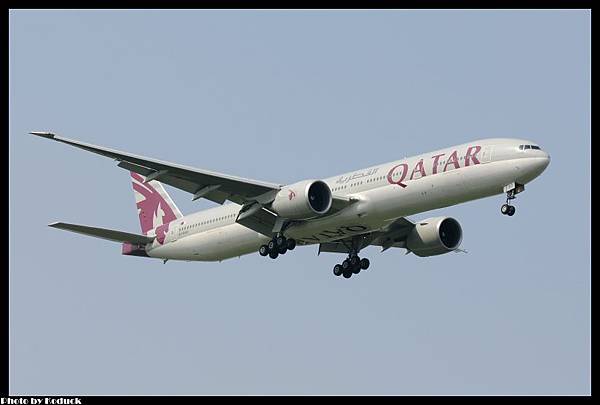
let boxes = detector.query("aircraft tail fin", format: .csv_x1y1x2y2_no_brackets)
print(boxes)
129,172,183,235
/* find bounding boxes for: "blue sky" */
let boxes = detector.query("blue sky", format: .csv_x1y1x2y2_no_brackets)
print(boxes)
9,10,590,394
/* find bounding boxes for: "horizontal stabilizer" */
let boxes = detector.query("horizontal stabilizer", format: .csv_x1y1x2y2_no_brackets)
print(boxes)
49,222,155,245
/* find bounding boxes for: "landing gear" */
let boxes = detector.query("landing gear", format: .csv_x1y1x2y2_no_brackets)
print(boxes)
501,183,524,217
501,204,515,216
258,234,297,260
501,193,517,217
333,253,370,279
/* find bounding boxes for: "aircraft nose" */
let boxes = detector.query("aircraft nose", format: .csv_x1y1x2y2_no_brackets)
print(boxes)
541,152,551,171
530,154,550,177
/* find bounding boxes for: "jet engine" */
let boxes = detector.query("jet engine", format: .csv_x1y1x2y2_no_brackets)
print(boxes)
406,217,463,257
270,180,332,219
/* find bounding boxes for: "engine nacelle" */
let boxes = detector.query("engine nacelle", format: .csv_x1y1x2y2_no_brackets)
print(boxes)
270,180,332,219
406,216,463,257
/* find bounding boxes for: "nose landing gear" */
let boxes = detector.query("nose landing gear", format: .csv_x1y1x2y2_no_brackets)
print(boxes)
501,202,516,216
501,182,525,217
258,234,297,259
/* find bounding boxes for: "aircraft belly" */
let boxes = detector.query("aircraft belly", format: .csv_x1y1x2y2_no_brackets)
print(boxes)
149,224,269,261
286,199,386,245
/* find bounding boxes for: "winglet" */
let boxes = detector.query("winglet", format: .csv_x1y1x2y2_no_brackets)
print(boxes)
30,131,56,139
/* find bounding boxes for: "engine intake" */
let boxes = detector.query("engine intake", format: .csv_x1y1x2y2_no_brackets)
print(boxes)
270,180,332,219
406,216,462,257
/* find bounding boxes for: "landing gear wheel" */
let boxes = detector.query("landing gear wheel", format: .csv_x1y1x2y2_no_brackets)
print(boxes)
286,238,296,250
278,247,287,255
360,258,370,270
268,240,276,251
507,205,516,216
501,204,510,215
269,250,279,259
352,264,361,274
342,259,351,271
333,264,343,277
275,235,286,247
259,245,269,256
342,270,352,279
350,256,360,267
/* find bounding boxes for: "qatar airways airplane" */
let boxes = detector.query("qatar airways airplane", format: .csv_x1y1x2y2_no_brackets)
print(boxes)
31,131,550,279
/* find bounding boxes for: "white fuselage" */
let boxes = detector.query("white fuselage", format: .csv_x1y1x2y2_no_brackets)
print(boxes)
145,138,550,261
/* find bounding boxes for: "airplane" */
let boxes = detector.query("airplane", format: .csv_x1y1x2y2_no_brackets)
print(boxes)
31,131,550,279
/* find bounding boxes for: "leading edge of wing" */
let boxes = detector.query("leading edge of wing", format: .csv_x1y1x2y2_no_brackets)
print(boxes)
30,131,282,191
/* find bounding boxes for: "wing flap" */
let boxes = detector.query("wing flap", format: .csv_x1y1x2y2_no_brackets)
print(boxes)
49,222,155,245
329,195,359,214
235,207,277,237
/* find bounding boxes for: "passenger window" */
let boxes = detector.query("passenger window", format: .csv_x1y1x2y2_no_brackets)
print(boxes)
531,145,540,150
519,145,524,150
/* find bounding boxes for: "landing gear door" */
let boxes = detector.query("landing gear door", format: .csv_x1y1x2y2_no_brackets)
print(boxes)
481,146,493,164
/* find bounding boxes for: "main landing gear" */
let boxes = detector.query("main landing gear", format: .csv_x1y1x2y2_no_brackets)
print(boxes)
333,252,370,279
258,234,297,259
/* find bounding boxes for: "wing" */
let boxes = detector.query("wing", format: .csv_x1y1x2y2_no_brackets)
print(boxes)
49,222,155,245
318,217,415,254
31,131,281,205
32,131,359,237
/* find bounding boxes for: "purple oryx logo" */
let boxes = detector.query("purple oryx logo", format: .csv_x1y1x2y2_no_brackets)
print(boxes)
155,223,170,244
131,172,178,240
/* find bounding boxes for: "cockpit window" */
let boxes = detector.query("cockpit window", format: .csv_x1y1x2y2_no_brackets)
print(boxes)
519,144,541,151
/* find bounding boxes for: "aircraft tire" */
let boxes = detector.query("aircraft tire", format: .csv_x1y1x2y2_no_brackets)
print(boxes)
259,245,269,256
